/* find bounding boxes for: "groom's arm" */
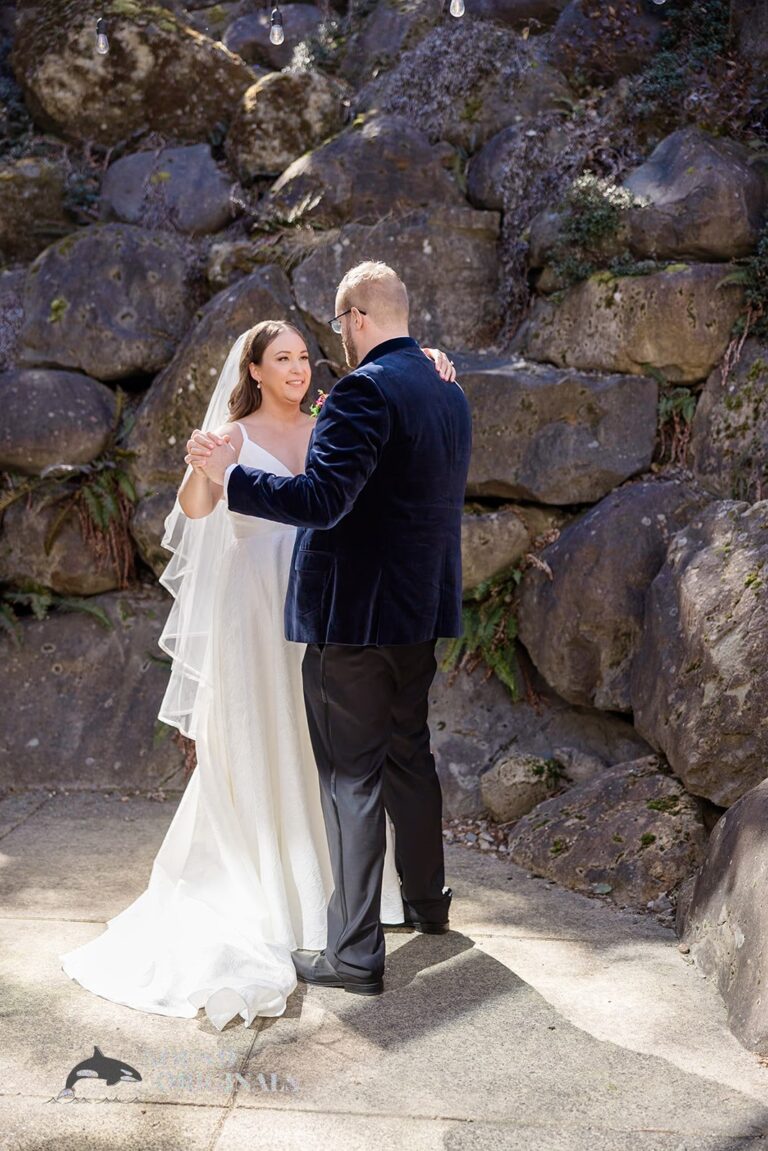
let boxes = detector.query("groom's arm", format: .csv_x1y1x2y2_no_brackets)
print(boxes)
226,371,391,529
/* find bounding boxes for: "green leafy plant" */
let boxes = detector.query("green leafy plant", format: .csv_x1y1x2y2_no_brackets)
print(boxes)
0,588,112,646
630,0,763,140
441,567,523,700
530,758,567,790
41,455,138,587
719,223,768,340
646,795,681,814
290,18,347,74
551,173,642,288
1,390,138,587
745,568,764,591
656,385,698,467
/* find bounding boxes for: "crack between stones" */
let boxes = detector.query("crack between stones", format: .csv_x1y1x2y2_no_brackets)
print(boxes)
0,792,54,843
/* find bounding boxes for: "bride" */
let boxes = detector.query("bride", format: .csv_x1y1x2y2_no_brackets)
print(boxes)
59,319,455,1031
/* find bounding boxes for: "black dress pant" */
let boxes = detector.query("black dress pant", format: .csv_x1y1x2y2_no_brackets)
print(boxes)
301,640,445,980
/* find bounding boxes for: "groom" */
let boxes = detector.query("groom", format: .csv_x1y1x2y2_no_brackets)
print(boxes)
200,261,471,995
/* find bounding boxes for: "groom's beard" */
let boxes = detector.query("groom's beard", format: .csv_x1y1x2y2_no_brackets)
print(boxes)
341,327,360,368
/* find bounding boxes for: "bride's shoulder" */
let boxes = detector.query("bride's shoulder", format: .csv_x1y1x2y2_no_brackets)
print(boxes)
215,421,244,451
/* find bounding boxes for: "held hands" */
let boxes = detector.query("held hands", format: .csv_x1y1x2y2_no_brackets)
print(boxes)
185,430,236,487
422,348,457,382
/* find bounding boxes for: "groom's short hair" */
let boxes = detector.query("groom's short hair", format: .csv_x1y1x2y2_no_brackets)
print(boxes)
337,261,409,327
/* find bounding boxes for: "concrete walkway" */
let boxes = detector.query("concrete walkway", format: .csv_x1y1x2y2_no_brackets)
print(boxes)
1,789,767,1151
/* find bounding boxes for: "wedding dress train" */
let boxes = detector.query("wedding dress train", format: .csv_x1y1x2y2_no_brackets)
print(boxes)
60,430,404,1030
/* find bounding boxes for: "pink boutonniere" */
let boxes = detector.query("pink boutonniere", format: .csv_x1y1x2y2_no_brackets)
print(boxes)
310,390,329,418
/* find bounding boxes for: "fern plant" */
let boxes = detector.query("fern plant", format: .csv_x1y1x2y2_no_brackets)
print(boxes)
1,389,138,587
0,588,112,646
441,567,523,700
656,385,698,467
719,223,768,339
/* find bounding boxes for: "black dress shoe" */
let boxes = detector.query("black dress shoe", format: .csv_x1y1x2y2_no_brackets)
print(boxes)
382,888,452,934
382,913,450,934
291,949,384,996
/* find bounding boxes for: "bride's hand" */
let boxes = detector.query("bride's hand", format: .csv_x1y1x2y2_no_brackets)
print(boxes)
185,430,228,475
422,348,456,382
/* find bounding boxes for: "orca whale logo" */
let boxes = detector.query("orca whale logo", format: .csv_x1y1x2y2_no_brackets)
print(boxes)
56,1046,142,1101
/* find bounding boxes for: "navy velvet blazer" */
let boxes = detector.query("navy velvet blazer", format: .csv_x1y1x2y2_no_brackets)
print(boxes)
227,336,472,645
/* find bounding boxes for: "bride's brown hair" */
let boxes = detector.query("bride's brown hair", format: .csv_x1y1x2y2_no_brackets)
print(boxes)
228,320,308,419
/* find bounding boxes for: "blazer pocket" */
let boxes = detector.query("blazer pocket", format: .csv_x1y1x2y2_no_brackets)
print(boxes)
294,550,334,616
294,550,335,573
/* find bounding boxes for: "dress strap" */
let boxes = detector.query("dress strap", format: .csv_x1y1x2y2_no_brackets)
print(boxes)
235,421,250,443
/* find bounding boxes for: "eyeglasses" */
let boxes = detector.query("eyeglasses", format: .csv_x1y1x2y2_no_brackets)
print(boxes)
328,307,367,334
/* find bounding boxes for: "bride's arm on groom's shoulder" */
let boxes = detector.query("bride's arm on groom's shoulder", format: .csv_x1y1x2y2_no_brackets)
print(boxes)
179,423,242,518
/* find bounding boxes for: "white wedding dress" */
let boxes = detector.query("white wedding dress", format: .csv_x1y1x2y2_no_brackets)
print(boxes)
60,427,404,1030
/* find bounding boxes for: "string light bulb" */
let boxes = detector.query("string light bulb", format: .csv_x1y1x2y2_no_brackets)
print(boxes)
449,0,465,15
96,15,109,54
269,6,285,45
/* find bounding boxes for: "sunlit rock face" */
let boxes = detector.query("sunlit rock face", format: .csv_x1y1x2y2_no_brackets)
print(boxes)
11,0,253,145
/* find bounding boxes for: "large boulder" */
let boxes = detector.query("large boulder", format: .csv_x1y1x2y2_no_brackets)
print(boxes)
0,268,25,371
225,70,349,183
461,504,563,593
681,779,768,1055
267,114,462,228
431,649,651,817
0,369,117,475
630,500,768,808
130,486,177,578
339,0,444,87
291,207,501,358
19,224,202,381
369,22,571,152
691,339,768,503
506,755,709,908
100,145,235,236
126,264,328,496
0,157,74,264
517,265,745,383
204,235,315,291
186,1,243,40
11,0,254,146
548,0,663,85
223,4,325,71
480,752,565,823
0,589,184,790
458,355,657,504
624,129,768,262
467,119,568,213
0,484,123,596
518,477,710,712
